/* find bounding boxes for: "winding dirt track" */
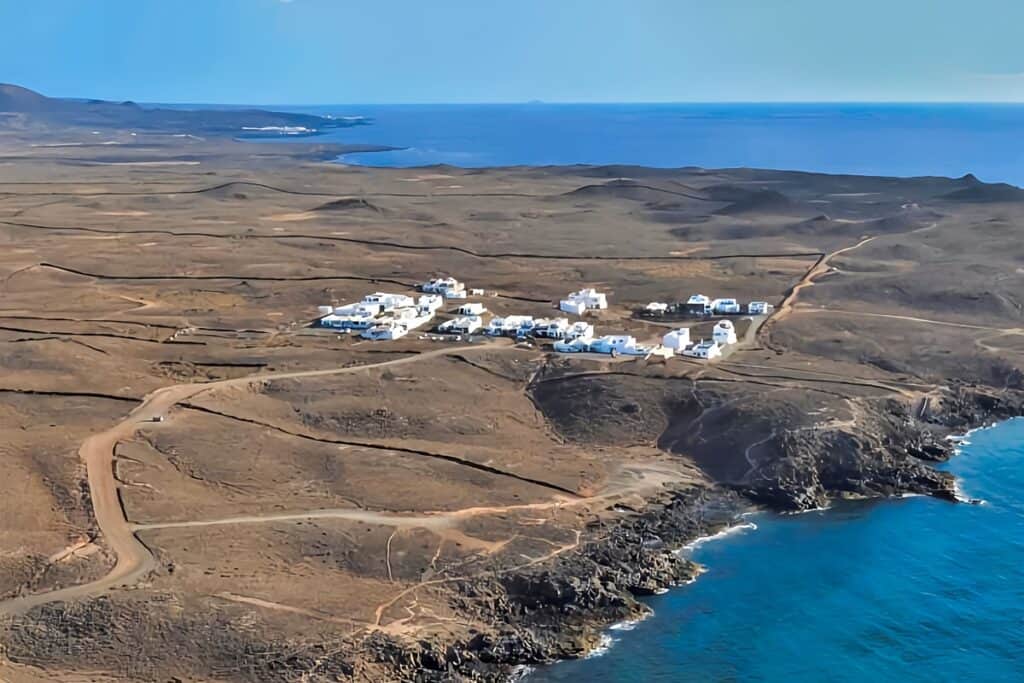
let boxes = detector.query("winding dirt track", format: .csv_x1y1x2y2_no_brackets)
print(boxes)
0,342,514,617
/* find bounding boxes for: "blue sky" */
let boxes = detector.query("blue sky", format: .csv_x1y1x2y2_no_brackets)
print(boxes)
3,0,1024,104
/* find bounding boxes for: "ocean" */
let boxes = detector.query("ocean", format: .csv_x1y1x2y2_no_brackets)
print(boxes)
262,103,1024,681
272,103,1024,186
530,419,1024,682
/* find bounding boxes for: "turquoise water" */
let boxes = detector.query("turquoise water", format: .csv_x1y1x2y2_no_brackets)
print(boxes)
530,419,1024,682
278,103,1024,186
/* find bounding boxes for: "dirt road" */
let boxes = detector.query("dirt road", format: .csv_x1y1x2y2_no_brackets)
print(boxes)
0,342,512,617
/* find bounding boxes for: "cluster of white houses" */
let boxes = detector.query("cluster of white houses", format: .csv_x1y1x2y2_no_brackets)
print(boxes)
644,296,773,317
315,280,743,362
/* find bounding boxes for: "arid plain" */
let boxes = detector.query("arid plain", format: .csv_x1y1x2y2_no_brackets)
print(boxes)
1,130,1023,681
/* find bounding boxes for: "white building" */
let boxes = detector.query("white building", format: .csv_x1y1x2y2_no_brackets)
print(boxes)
662,328,691,351
566,321,595,341
713,320,738,345
361,322,409,341
362,292,415,313
438,316,482,334
645,302,669,315
535,317,570,338
391,307,434,331
470,288,486,297
486,315,535,337
686,294,712,315
684,340,722,360
560,288,609,315
457,302,487,316
748,301,774,315
553,337,591,353
711,298,741,315
589,335,640,356
417,294,444,313
421,277,467,299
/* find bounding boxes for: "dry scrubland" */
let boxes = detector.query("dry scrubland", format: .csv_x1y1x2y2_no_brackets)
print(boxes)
1,133,1023,681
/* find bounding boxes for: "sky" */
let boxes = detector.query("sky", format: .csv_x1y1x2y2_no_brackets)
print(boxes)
3,0,1024,104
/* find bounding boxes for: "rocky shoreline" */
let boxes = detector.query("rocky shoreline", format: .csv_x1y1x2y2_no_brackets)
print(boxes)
355,384,1024,681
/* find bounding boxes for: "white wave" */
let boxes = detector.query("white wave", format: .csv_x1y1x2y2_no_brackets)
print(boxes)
584,634,615,659
681,521,757,551
509,665,534,680
240,125,315,133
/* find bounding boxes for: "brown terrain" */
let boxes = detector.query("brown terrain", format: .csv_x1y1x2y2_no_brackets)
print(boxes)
1,105,1023,682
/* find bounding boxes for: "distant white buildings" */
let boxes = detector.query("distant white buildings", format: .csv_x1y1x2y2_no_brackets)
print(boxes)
589,335,641,356
684,340,722,360
361,321,409,341
686,294,712,315
534,317,570,339
417,294,444,314
748,301,774,315
318,291,434,336
486,315,535,337
711,298,741,315
438,316,483,334
713,320,738,345
421,277,467,299
662,328,691,351
560,288,608,315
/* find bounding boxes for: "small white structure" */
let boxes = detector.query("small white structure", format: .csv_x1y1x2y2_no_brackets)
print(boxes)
560,288,609,315
713,320,738,345
711,298,741,315
684,340,722,360
457,302,487,316
361,322,408,341
645,302,669,315
438,316,482,334
535,317,570,338
559,298,586,316
470,288,486,297
686,294,712,315
417,294,444,313
391,307,434,331
362,292,415,313
486,315,535,337
589,335,640,356
554,337,591,353
662,328,692,351
748,301,774,315
566,321,595,341
421,277,467,299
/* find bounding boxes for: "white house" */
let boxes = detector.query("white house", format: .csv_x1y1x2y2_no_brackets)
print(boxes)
457,302,487,316
553,337,591,353
559,298,586,316
486,315,535,337
662,328,691,351
438,316,482,334
362,292,415,313
713,320,738,345
535,317,570,338
711,298,741,315
560,288,608,314
748,301,774,315
417,294,444,313
645,302,669,315
391,306,434,331
470,288,486,297
589,335,640,356
361,321,408,341
686,294,712,315
684,340,722,360
566,321,595,341
421,277,463,294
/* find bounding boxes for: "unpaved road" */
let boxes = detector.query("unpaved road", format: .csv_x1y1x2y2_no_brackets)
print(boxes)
0,342,513,617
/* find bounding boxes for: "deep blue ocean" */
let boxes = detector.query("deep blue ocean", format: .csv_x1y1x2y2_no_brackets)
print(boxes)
530,419,1024,682
258,103,1024,681
277,103,1024,186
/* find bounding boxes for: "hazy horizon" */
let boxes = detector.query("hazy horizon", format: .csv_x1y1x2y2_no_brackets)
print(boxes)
4,0,1024,105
